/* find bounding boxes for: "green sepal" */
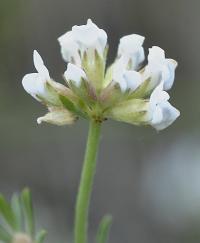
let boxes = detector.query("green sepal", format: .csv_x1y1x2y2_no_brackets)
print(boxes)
68,79,97,105
36,82,63,107
82,50,105,92
103,45,109,61
127,78,151,99
21,188,35,237
103,64,113,89
106,99,149,126
35,230,47,243
100,81,124,112
96,215,112,243
59,95,88,119
0,194,17,230
0,225,12,243
11,194,22,231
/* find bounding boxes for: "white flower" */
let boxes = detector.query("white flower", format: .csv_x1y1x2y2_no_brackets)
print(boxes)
149,82,180,130
22,50,50,100
64,63,87,87
58,19,107,65
145,46,177,90
112,57,142,92
117,34,145,70
23,20,180,128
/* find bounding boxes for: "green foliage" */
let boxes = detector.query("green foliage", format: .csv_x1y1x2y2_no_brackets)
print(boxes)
96,215,112,243
35,230,47,243
21,188,35,237
0,225,12,243
0,195,17,230
11,194,22,231
0,189,47,243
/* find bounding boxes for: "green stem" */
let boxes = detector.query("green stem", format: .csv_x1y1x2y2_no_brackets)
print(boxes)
74,120,102,243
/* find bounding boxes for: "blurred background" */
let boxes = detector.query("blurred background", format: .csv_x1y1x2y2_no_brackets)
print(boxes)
0,0,199,242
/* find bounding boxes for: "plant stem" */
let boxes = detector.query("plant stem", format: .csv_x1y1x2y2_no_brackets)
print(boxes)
74,120,102,243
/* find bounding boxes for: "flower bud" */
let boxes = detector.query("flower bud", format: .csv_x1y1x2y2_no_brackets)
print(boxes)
37,107,76,126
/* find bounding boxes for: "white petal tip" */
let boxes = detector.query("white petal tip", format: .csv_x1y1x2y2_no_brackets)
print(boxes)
33,50,41,62
33,49,38,55
87,18,93,24
33,50,44,68
37,118,42,124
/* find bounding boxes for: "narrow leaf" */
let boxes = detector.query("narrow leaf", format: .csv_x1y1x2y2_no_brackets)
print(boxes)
21,188,34,237
0,195,17,230
96,215,112,243
35,230,47,243
11,194,22,231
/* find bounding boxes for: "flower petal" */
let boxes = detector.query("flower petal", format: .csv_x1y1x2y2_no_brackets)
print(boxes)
148,82,180,130
64,63,87,86
147,46,178,90
72,19,107,56
150,82,170,108
22,73,45,99
123,70,142,91
58,31,81,65
163,59,178,90
118,34,145,69
33,50,50,80
151,102,180,130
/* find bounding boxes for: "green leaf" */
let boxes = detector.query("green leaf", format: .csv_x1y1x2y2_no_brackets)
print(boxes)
96,215,112,243
0,195,17,230
21,188,34,237
0,225,12,243
35,230,47,243
11,194,22,231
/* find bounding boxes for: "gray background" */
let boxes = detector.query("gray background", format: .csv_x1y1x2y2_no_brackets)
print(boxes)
0,0,200,242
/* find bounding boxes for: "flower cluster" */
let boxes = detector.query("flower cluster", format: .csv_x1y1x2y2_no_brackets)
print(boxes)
22,19,180,130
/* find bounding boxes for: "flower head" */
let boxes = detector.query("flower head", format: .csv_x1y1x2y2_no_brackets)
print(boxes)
22,19,180,130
